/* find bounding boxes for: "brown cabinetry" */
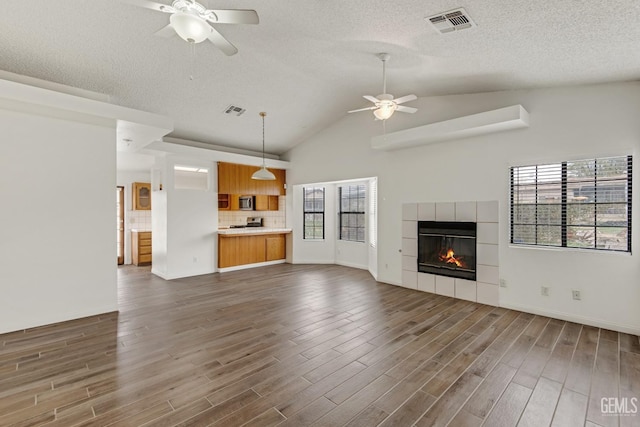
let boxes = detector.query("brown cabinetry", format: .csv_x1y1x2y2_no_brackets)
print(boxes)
133,182,151,210
132,231,152,266
218,233,287,268
218,194,241,210
255,195,279,211
218,162,286,196
265,235,285,261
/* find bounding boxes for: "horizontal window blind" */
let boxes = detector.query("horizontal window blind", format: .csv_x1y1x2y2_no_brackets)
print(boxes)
510,155,632,252
339,184,366,242
303,187,325,240
369,179,377,248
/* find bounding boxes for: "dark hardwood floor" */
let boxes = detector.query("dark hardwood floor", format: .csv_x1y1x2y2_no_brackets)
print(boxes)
1,264,638,426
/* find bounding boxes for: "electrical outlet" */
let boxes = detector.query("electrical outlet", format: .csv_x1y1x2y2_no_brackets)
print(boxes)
572,290,581,300
541,286,550,296
499,279,507,288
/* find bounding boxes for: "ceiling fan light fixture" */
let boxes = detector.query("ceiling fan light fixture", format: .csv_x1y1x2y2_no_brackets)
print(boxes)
373,101,397,120
170,11,210,43
252,112,276,181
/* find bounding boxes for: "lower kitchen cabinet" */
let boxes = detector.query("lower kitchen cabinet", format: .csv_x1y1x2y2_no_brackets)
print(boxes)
132,231,152,266
218,233,286,268
265,235,285,261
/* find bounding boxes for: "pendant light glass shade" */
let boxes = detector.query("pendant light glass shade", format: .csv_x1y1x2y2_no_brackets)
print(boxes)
373,100,396,120
252,166,276,180
170,12,211,43
252,112,276,181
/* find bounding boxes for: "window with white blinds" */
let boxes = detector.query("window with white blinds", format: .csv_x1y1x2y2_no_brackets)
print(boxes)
369,178,377,248
339,184,366,242
303,187,325,239
510,155,632,252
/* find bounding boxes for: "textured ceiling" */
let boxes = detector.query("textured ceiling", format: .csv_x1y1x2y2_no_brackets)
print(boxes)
1,0,640,154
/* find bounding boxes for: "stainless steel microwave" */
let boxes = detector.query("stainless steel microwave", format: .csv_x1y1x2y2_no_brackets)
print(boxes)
239,195,254,210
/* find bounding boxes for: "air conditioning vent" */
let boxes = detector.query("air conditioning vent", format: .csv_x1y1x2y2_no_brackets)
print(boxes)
224,105,246,116
425,8,476,34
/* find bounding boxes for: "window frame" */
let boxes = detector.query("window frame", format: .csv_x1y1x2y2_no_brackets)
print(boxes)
303,187,325,240
510,155,632,253
339,184,366,243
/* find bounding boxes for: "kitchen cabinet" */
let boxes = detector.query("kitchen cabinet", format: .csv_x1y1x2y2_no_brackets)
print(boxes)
132,231,152,266
219,194,241,210
265,235,285,261
133,182,151,210
218,194,230,210
254,195,279,211
218,232,287,268
218,162,286,196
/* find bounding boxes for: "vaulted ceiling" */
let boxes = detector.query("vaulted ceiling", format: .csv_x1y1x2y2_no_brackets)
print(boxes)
2,0,640,154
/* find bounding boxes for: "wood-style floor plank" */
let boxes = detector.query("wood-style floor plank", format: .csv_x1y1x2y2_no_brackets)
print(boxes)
0,264,636,426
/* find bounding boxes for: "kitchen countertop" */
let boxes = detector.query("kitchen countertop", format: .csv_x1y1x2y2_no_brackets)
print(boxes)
217,227,292,236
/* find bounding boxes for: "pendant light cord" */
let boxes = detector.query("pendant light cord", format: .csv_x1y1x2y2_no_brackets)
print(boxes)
260,112,266,166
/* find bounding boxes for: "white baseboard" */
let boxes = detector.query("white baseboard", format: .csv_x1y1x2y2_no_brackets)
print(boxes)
500,301,640,335
292,259,336,265
152,267,218,280
219,260,286,273
0,304,119,335
335,260,368,270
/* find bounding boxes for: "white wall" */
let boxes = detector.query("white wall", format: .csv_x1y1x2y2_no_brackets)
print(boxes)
152,157,217,279
335,181,370,270
116,170,151,264
292,184,337,264
0,108,117,334
292,180,375,272
284,82,640,334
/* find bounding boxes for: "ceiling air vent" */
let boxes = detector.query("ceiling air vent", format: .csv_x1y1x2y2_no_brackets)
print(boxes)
224,105,246,116
425,8,476,34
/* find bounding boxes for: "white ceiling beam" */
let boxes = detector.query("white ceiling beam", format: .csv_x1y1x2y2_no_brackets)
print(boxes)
371,105,530,151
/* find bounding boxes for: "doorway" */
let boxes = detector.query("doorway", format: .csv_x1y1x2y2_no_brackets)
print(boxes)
117,186,124,265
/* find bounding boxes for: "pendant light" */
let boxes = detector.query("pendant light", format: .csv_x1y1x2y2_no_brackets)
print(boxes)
251,112,276,181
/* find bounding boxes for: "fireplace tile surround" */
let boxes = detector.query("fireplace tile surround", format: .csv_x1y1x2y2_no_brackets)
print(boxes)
401,201,500,306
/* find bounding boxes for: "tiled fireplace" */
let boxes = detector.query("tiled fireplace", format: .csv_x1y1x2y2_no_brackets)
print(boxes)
418,221,477,281
401,201,500,306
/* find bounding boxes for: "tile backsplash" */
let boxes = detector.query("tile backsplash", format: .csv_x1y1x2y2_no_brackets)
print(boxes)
128,210,151,231
218,196,286,228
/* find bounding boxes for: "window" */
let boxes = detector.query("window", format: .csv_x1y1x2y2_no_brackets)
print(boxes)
369,179,377,248
510,155,632,252
303,187,324,239
339,184,366,242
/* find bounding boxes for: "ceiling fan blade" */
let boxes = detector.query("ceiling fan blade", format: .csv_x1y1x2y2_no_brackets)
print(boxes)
393,94,417,105
396,105,418,113
206,26,238,56
153,24,176,38
205,9,259,24
119,0,175,13
348,106,377,113
363,95,379,104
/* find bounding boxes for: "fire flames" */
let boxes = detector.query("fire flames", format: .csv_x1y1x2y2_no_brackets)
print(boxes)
439,248,466,268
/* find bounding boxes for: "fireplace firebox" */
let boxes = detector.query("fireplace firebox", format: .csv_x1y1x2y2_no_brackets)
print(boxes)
418,221,477,281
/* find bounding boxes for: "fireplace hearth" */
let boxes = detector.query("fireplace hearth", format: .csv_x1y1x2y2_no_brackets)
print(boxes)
418,221,477,281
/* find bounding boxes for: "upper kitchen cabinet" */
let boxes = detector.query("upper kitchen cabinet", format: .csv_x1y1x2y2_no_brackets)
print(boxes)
133,182,151,210
218,162,286,196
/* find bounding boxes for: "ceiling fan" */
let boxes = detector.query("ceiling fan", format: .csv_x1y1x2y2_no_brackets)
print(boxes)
348,53,418,120
121,0,259,56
